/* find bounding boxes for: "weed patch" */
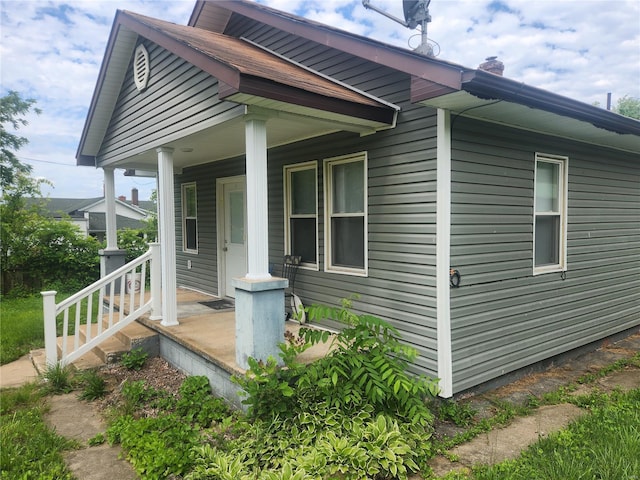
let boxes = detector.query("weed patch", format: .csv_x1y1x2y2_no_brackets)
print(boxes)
0,384,77,479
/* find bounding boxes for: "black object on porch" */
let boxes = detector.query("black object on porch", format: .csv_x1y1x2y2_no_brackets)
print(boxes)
199,299,234,310
282,255,302,321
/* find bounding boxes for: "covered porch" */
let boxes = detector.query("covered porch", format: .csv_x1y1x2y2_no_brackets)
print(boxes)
73,8,397,382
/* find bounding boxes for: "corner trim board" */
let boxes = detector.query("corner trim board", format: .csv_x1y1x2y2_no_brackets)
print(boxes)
436,108,453,397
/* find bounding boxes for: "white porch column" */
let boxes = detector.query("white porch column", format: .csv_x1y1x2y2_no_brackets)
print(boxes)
103,167,117,250
157,147,178,326
99,167,126,289
244,115,271,280
233,113,287,370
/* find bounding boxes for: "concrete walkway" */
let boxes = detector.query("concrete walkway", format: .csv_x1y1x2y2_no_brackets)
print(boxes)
0,351,138,480
0,353,39,388
46,393,138,480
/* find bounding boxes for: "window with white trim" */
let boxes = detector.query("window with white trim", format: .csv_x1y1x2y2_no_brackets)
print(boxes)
324,152,367,275
182,182,198,253
533,154,568,274
284,162,318,268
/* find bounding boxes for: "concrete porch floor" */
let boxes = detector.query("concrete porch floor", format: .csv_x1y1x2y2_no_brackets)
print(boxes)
136,288,333,376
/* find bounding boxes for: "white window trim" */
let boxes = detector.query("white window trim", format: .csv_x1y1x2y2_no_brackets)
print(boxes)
283,161,319,270
323,152,368,277
181,182,198,254
533,153,568,275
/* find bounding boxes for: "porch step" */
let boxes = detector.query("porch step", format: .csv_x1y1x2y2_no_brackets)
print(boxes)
57,320,159,368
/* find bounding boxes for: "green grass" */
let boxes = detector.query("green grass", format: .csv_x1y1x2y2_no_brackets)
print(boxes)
450,388,640,480
0,295,47,365
0,383,77,480
1,292,101,365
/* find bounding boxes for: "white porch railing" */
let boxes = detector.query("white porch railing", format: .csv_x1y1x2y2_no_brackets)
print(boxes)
42,243,161,367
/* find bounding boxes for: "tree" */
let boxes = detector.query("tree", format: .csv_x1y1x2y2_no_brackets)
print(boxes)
614,95,640,120
0,90,41,193
0,91,100,295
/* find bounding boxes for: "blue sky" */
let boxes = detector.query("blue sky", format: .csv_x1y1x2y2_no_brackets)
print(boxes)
1,0,638,201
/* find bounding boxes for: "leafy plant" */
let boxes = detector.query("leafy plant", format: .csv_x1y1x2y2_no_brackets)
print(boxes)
176,376,231,426
78,369,107,401
120,379,159,410
88,432,105,446
121,347,148,371
189,405,431,480
107,413,200,479
235,297,440,426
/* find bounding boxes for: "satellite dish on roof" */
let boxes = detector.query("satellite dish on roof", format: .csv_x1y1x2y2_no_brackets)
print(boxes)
403,0,431,29
362,0,438,56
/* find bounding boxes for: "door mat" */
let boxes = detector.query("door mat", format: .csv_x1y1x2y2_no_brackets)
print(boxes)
199,300,234,310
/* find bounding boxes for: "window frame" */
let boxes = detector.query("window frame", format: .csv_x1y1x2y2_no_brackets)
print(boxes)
283,161,319,270
181,182,198,254
533,153,568,275
323,152,368,276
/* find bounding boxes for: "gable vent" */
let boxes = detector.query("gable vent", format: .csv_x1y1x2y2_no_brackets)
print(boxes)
133,44,150,92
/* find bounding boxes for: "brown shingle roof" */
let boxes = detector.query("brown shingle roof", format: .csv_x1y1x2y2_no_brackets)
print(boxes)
123,11,390,109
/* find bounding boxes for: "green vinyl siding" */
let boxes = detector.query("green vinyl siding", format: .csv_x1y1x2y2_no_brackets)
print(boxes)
450,118,640,392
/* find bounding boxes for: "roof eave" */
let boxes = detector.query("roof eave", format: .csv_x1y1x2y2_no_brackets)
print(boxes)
220,75,397,127
463,70,640,136
76,12,136,165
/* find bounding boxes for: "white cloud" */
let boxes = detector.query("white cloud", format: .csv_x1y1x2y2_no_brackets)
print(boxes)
2,0,638,199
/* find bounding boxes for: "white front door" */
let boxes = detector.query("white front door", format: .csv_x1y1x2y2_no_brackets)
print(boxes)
219,177,247,298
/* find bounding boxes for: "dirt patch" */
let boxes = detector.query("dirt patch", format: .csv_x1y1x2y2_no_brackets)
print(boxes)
95,356,186,414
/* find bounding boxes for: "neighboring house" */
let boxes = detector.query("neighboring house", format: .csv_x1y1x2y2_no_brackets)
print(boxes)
28,190,153,241
75,0,639,397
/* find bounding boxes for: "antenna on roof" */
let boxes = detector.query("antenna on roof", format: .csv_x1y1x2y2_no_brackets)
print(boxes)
362,0,439,57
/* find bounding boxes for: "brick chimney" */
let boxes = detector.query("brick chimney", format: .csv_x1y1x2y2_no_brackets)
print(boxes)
118,195,126,202
131,188,139,206
479,56,504,76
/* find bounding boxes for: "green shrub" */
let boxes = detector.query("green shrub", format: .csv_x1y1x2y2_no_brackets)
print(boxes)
2,214,101,295
121,379,156,406
109,300,440,480
234,297,440,425
121,347,148,371
117,229,149,263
